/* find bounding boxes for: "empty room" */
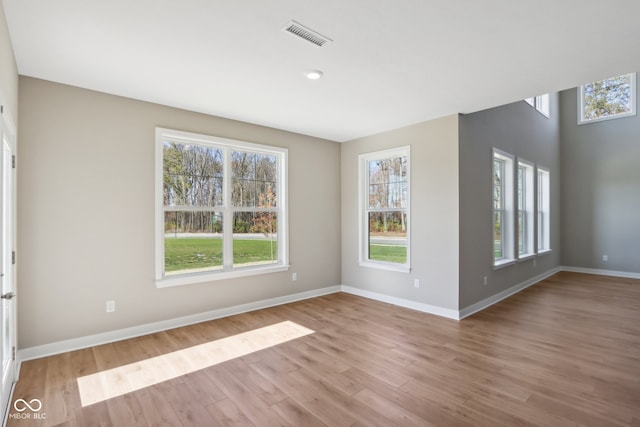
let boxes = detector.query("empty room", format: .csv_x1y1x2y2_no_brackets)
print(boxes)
1,1,639,426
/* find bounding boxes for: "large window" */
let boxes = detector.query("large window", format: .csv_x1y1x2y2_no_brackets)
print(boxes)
156,128,288,287
579,73,636,124
493,149,514,267
517,160,535,258
359,146,410,272
537,167,551,253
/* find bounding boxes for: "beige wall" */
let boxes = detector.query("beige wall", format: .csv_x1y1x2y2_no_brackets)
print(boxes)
0,2,18,119
17,77,341,349
341,115,460,311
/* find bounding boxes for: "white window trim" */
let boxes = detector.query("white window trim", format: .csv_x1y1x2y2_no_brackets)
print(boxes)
155,128,289,288
493,148,515,268
517,158,535,259
578,73,637,125
524,94,550,118
358,146,411,273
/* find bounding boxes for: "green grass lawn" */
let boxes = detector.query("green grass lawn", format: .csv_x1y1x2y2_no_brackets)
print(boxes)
166,238,404,272
369,244,407,263
165,238,277,272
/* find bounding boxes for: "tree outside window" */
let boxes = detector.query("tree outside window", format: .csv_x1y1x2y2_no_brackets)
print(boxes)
359,146,410,272
156,128,287,285
580,73,636,123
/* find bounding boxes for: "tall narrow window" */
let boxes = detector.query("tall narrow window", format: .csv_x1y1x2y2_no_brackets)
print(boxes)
156,128,288,287
493,149,514,267
517,160,535,258
524,94,550,117
579,73,636,124
359,146,410,272
535,94,550,117
537,167,551,253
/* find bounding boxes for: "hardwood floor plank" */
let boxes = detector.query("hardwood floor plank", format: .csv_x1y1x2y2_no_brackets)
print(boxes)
286,366,400,427
207,398,255,427
525,392,623,427
252,364,357,427
8,271,640,426
105,393,147,427
352,387,434,427
134,385,184,426
269,397,327,427
343,367,474,427
204,364,289,426
155,378,215,427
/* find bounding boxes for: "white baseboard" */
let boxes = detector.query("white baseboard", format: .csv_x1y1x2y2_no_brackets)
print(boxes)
18,266,639,362
458,267,562,319
561,266,640,280
341,285,460,320
18,285,341,362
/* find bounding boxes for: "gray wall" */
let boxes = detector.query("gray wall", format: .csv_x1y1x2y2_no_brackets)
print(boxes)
458,98,562,310
341,115,460,311
560,84,640,273
17,77,342,349
0,2,18,120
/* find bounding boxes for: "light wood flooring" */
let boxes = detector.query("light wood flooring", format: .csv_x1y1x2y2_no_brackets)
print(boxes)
7,272,640,426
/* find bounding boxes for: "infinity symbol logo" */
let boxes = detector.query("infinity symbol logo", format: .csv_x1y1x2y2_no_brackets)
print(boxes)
13,398,42,412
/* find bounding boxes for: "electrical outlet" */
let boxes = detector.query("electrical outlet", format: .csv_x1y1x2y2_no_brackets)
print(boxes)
483,276,488,286
292,272,297,281
602,255,608,262
413,279,420,288
106,300,115,313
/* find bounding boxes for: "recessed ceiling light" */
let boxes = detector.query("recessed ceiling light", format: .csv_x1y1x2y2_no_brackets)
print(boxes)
305,70,324,80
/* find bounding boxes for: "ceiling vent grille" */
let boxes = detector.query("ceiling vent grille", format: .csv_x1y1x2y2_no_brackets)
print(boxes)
282,20,332,47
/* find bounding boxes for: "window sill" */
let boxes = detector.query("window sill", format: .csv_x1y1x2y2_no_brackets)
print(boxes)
518,253,536,262
359,260,411,274
578,111,636,125
156,264,290,288
493,258,516,270
536,249,552,256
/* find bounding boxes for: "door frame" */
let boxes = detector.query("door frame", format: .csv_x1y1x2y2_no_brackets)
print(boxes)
0,104,17,426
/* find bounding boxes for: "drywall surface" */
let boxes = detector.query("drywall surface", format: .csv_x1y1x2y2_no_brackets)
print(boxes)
17,77,341,348
560,85,640,273
341,115,460,311
458,98,561,309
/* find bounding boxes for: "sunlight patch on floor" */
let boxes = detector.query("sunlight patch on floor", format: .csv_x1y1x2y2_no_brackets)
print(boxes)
77,320,314,406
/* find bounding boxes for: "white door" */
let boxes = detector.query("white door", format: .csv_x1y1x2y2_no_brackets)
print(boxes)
0,106,17,423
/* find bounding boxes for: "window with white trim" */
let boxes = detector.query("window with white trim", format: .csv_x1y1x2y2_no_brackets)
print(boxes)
579,73,636,124
517,160,535,258
524,94,550,118
493,149,514,266
537,167,550,253
359,146,410,272
156,128,288,287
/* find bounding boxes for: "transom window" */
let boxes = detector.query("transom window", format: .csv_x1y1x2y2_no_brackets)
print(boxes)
156,128,288,287
579,73,637,124
524,94,550,118
359,146,410,273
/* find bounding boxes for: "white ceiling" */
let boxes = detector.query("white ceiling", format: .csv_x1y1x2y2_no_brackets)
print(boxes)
4,0,640,142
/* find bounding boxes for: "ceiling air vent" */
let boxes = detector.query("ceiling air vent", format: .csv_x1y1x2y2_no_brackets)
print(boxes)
282,20,332,47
